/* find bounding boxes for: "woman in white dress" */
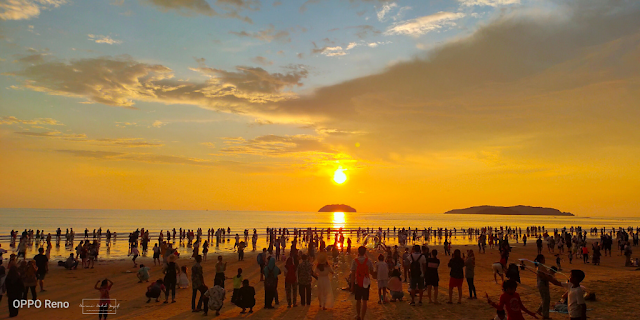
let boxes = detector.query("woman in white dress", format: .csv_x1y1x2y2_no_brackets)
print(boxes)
315,259,334,310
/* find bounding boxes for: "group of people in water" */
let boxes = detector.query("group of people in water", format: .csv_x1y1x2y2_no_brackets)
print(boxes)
1,224,638,319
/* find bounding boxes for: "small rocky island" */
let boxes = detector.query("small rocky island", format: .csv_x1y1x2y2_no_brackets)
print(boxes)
445,205,573,216
319,204,356,212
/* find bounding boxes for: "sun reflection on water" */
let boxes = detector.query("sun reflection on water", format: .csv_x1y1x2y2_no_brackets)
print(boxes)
332,211,345,229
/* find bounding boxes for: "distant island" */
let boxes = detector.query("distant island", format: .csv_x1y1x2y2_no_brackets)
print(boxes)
319,204,356,212
445,205,574,216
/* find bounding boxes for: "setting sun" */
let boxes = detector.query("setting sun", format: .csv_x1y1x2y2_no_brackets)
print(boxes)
333,167,347,184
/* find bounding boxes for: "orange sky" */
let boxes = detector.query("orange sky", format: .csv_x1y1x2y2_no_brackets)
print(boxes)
1,0,640,217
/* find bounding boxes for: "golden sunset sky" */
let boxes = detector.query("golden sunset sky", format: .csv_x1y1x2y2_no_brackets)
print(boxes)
1,0,639,216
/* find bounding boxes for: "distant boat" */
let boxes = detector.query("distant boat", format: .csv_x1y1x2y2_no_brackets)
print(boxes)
319,204,356,212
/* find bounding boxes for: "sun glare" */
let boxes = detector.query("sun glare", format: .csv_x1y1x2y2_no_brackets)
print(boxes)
333,167,347,184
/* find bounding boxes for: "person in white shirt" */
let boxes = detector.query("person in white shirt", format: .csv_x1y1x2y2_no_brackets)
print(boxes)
546,269,587,320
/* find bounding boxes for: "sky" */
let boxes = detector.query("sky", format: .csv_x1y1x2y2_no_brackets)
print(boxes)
1,0,639,216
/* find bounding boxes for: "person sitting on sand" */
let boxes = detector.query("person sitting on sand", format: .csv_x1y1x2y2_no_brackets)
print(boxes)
137,264,150,283
146,279,165,303
486,280,539,320
204,277,225,316
388,269,404,302
65,253,79,270
237,279,255,313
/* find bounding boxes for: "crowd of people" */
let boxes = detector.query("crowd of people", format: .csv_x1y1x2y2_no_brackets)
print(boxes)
0,224,638,319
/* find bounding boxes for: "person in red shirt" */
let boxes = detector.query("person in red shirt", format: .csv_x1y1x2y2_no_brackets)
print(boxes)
487,280,538,320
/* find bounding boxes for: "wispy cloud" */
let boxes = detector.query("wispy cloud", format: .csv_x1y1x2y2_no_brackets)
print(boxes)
251,56,273,66
0,116,63,126
88,34,122,45
385,12,465,37
458,0,519,7
0,0,67,21
229,24,290,42
376,2,396,22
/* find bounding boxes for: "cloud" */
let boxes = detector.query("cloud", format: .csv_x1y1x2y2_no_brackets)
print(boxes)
345,42,358,50
145,0,218,16
88,34,122,45
273,0,281,6
251,56,273,66
376,2,396,22
229,24,290,42
6,55,308,110
269,0,640,165
458,0,519,7
0,0,66,21
345,25,381,39
215,0,259,10
201,142,216,148
220,134,337,156
0,116,63,125
13,129,163,147
385,11,465,36
152,120,165,128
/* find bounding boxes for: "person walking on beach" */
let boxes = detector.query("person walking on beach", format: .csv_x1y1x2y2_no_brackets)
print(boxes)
316,256,334,310
191,255,204,312
375,253,389,304
351,246,374,320
152,244,160,266
33,247,48,292
5,266,23,317
297,254,313,306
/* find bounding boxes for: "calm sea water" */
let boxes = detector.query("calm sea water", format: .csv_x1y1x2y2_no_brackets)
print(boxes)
1,208,638,262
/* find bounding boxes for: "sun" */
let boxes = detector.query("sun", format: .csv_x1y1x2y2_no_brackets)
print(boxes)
333,167,347,184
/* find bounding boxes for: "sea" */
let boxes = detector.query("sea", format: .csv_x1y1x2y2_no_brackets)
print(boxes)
1,208,638,262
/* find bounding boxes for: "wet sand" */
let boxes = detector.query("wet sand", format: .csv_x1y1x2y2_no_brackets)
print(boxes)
1,241,637,319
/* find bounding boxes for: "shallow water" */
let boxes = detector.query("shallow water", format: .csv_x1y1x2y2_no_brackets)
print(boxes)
1,208,638,262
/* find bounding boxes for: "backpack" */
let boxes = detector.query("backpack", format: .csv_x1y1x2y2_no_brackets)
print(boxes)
410,254,423,278
354,258,370,287
265,267,277,288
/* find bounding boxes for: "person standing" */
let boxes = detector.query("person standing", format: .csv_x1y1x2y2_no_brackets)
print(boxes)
447,249,465,304
465,250,477,299
263,257,280,309
408,245,426,306
284,257,298,307
315,258,334,310
215,255,227,288
191,255,205,312
534,254,551,319
257,249,267,282
351,246,374,320
297,254,313,306
33,248,48,292
163,256,179,303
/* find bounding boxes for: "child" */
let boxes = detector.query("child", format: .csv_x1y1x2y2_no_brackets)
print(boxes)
547,269,587,320
494,309,506,320
204,278,225,316
94,278,114,320
486,280,538,320
376,254,389,304
555,254,562,271
146,279,165,303
129,246,140,267
568,249,573,264
178,265,190,288
237,279,255,313
231,268,243,306
387,269,404,302
137,264,150,283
